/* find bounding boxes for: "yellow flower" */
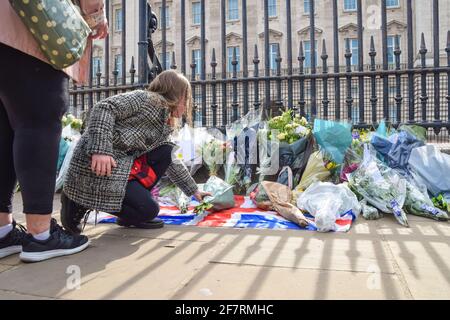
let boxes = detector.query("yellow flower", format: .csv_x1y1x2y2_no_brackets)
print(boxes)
326,162,337,170
277,133,286,141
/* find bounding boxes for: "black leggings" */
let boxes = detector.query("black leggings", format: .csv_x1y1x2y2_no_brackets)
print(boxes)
111,145,173,223
0,43,69,214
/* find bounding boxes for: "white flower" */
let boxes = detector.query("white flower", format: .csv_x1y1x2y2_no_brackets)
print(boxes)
295,125,308,136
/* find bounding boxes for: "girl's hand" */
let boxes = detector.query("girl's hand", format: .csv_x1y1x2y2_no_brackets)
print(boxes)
91,154,117,177
193,190,212,202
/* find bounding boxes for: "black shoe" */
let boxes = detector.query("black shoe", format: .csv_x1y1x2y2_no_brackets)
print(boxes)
0,221,27,259
20,219,90,263
116,217,164,229
61,191,90,235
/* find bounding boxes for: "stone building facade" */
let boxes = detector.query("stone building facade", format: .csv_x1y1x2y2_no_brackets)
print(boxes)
92,0,450,80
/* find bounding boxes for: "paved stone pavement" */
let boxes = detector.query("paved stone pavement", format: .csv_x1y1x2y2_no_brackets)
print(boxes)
0,192,449,300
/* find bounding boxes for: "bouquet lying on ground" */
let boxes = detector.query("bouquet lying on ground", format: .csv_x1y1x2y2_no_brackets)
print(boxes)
194,176,235,214
293,150,335,196
157,183,191,214
432,194,449,213
404,182,449,221
249,181,310,228
340,129,371,182
348,145,409,227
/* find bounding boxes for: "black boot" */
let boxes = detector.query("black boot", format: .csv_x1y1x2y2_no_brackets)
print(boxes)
60,191,90,235
116,217,164,229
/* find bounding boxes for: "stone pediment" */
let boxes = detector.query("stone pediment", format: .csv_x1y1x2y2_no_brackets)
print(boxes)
154,40,175,48
186,36,209,46
387,20,407,31
258,29,283,39
338,23,361,33
226,32,243,42
297,26,323,36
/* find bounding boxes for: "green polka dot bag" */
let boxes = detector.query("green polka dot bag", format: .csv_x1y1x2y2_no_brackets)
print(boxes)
9,0,92,70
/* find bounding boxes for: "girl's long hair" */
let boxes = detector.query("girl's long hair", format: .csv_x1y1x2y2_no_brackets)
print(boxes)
148,70,193,126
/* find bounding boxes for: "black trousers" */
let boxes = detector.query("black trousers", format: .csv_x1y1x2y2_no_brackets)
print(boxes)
111,145,173,223
0,43,69,214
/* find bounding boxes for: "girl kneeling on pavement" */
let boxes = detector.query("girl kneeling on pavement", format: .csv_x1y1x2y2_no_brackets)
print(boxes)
61,70,210,234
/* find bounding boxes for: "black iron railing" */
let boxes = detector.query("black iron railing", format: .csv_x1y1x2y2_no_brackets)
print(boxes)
69,0,450,142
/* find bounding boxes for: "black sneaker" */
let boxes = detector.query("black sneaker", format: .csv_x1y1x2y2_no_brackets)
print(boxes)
116,217,164,229
60,191,90,235
0,221,27,259
20,219,90,263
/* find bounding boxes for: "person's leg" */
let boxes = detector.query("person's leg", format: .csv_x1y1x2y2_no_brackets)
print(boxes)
116,180,161,223
145,144,174,189
0,99,15,229
0,99,26,258
0,43,89,262
113,145,174,228
0,46,67,235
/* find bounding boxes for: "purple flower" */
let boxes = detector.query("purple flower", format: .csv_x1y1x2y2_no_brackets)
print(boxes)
352,131,360,140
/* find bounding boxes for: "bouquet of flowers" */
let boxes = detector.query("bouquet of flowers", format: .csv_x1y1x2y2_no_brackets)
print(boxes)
432,194,449,213
268,110,311,143
194,176,235,214
266,110,314,188
340,131,370,182
224,149,242,192
173,125,206,176
202,138,226,176
61,114,83,141
348,146,409,227
405,182,449,221
227,110,262,191
157,183,191,214
294,151,334,194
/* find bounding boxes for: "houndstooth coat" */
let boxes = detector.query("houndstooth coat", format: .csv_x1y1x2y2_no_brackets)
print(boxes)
63,90,198,213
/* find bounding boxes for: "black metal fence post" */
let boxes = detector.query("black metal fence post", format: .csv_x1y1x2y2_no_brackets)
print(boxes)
420,33,428,123
253,45,261,111
321,39,329,119
407,0,415,123
309,0,317,119
286,0,293,109
433,0,441,129
121,0,127,84
191,50,197,124
345,39,354,122
369,36,378,125
275,45,283,110
447,31,450,126
332,0,341,121
232,47,239,122
263,0,270,110
242,0,249,115
356,0,364,125
298,42,306,117
394,35,402,125
211,48,218,127
138,0,148,85
381,0,389,122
